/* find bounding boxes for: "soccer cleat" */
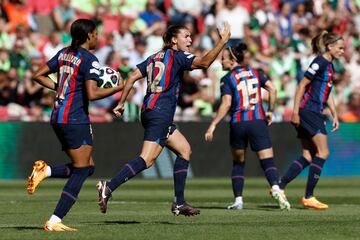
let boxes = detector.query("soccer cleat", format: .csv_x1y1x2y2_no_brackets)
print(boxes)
97,180,112,214
301,197,328,210
171,202,200,216
227,202,243,210
27,160,48,194
44,221,77,231
271,188,291,210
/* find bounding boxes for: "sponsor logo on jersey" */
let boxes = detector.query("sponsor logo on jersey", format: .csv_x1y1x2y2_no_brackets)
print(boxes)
90,61,100,75
307,63,319,75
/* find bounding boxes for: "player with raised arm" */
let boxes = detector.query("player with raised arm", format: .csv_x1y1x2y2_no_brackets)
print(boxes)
205,43,290,210
26,19,123,231
97,23,231,216
279,31,344,210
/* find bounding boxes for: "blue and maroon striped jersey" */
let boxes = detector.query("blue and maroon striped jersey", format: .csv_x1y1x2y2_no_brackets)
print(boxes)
301,56,334,113
47,47,101,124
221,66,267,123
137,49,194,117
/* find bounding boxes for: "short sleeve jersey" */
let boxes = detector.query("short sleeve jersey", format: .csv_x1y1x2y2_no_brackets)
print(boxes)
136,48,195,118
221,66,267,123
301,56,335,113
47,47,101,124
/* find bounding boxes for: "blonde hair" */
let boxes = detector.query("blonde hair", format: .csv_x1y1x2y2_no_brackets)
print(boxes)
311,30,343,55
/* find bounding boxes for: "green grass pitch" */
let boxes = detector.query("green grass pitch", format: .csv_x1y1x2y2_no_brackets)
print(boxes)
0,178,359,240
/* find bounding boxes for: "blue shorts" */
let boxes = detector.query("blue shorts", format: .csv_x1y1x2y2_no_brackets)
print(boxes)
52,123,93,151
141,110,176,147
230,120,272,151
296,109,327,139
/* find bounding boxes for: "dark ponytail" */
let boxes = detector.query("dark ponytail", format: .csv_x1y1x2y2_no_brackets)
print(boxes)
311,31,343,55
70,18,96,50
163,25,188,49
228,42,248,63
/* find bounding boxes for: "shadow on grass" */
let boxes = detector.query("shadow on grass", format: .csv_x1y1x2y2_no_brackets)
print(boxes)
195,206,227,210
0,226,44,231
81,220,141,225
197,205,290,211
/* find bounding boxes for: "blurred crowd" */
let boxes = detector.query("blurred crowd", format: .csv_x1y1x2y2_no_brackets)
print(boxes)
0,0,359,123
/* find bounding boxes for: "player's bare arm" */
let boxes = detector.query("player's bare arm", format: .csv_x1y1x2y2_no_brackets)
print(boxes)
191,22,231,69
291,77,311,127
32,65,57,90
205,94,232,142
85,76,123,101
327,91,339,132
113,68,143,117
263,80,277,126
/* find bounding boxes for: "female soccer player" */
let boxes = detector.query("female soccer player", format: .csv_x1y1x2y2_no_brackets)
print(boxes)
204,43,290,210
279,31,344,210
97,23,231,216
26,19,123,231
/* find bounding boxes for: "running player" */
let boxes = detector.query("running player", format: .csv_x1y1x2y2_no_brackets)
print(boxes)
204,43,290,210
26,19,123,231
97,23,231,216
279,31,344,210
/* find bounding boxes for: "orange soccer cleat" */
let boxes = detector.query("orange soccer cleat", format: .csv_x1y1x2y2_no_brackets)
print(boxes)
44,221,77,231
27,160,48,194
301,197,329,210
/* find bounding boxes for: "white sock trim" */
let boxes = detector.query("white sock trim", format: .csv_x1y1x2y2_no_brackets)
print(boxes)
48,215,61,224
272,185,280,191
46,166,51,177
234,196,243,204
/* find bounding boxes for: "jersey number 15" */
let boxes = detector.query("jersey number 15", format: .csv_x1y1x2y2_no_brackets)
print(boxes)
236,78,259,110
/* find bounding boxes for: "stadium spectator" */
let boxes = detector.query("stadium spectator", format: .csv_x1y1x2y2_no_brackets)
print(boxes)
112,18,134,53
216,0,250,46
118,0,147,19
4,0,35,32
169,0,202,26
9,38,30,78
0,0,358,123
340,91,360,122
43,31,63,60
139,0,164,27
0,18,11,49
0,48,10,72
52,0,76,31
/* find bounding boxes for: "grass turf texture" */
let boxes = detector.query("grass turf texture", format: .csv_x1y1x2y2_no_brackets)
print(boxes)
0,178,359,240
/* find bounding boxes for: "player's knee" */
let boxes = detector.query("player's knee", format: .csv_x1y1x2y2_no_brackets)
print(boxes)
317,149,329,159
180,146,192,160
144,157,157,168
302,152,313,162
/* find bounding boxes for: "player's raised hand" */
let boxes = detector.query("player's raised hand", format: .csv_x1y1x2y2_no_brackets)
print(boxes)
217,22,231,42
113,102,125,117
205,124,216,142
291,113,300,127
